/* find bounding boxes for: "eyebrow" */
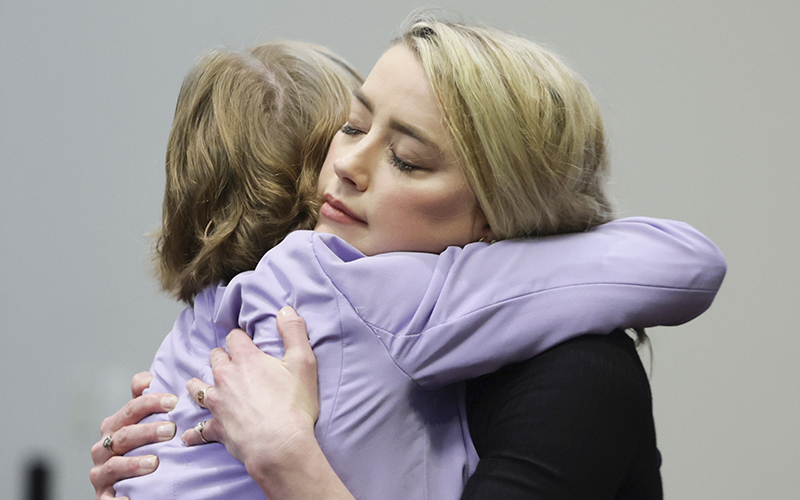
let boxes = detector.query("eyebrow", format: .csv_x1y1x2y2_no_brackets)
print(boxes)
352,89,442,154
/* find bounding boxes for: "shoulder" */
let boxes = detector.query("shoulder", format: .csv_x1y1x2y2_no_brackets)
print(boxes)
466,330,653,459
464,331,661,499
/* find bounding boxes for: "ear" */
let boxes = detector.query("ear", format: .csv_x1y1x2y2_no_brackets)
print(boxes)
472,208,496,243
482,225,497,243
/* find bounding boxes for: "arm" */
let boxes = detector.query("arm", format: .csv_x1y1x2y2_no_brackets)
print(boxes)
462,331,662,499
182,308,356,500
89,373,177,500
373,217,726,387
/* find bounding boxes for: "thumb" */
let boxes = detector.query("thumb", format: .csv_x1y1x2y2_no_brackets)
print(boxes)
276,306,312,354
276,306,318,397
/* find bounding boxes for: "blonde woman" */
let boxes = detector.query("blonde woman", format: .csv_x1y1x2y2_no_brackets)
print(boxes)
93,15,724,500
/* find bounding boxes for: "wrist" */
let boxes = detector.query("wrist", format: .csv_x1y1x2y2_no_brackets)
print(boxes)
245,422,353,500
245,421,315,482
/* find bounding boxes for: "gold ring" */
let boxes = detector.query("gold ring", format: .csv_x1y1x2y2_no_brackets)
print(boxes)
196,387,207,408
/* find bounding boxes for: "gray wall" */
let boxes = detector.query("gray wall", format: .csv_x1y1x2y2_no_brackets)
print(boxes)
1,1,797,498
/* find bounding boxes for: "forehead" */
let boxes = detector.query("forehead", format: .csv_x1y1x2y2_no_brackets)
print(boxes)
360,45,451,150
365,45,430,97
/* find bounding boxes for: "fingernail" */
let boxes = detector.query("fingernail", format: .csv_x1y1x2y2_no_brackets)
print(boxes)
162,395,178,410
279,306,296,316
140,456,157,470
180,430,191,445
157,422,176,440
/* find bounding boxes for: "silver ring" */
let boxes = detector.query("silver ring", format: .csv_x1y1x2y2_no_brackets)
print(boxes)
102,434,116,455
196,387,208,408
195,420,209,444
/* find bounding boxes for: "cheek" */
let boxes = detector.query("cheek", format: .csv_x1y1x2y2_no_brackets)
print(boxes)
421,183,476,221
388,185,476,226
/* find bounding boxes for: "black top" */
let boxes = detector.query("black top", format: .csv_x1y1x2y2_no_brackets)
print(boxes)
463,330,663,499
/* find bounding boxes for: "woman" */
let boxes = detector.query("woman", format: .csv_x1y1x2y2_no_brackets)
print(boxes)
93,14,723,500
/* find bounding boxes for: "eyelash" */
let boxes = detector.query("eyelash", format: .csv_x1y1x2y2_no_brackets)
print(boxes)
390,151,420,173
340,123,361,135
340,123,421,174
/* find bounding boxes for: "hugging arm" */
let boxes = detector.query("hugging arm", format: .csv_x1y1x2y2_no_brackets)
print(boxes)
380,217,726,387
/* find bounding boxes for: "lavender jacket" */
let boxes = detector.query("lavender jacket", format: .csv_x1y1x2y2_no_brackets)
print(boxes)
116,217,726,500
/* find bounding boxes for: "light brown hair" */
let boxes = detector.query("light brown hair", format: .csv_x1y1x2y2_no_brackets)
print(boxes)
396,15,614,239
156,41,362,303
397,14,650,346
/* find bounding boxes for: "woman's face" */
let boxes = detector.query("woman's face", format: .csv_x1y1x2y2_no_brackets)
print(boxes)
315,45,490,256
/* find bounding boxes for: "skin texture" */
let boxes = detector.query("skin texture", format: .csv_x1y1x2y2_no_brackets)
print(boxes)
315,45,492,256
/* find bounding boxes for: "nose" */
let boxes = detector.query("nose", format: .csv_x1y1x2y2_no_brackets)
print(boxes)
332,138,373,192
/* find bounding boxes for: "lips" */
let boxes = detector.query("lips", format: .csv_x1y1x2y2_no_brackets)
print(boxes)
320,195,366,225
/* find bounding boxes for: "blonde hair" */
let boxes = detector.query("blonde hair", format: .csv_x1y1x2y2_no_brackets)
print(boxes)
156,41,362,303
396,16,613,239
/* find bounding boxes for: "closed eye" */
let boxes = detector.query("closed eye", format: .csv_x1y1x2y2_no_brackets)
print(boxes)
390,151,422,173
340,123,363,135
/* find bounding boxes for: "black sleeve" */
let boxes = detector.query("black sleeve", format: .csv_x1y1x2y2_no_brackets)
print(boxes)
462,330,662,500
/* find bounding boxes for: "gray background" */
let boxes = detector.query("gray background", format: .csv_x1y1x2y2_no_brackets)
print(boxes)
1,1,797,498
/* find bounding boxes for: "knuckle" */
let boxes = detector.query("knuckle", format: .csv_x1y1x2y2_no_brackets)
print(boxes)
285,315,307,329
88,466,100,485
100,417,113,435
121,402,135,421
210,347,227,362
203,421,219,443
132,371,151,387
90,442,103,461
104,458,119,477
112,427,129,449
296,350,317,369
127,458,142,473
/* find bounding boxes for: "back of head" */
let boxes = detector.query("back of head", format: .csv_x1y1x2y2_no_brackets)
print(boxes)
157,41,362,303
397,13,613,239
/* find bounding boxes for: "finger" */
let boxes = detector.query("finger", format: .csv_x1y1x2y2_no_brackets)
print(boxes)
181,418,220,446
209,346,232,369
276,306,311,353
90,455,158,494
92,421,176,463
100,393,178,436
186,378,215,409
276,306,317,391
224,329,260,359
131,371,154,398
